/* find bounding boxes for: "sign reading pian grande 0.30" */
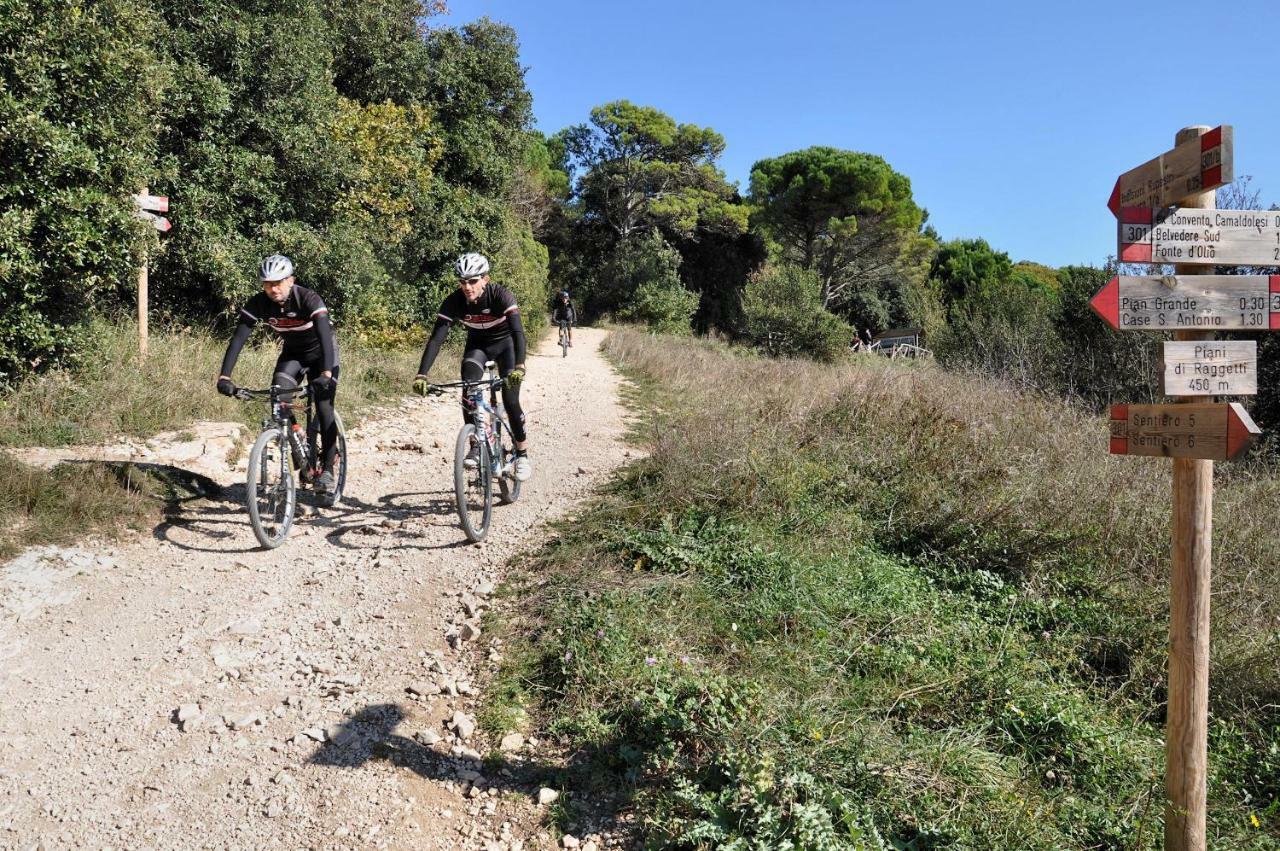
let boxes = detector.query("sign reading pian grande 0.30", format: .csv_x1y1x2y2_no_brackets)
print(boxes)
1119,206,1280,265
1107,125,1232,216
1109,402,1259,461
1089,274,1280,330
1162,340,1257,396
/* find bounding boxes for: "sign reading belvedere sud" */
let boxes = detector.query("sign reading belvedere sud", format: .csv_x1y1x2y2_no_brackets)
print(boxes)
1120,207,1280,265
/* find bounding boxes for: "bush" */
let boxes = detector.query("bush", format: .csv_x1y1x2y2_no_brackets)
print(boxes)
742,263,851,361
606,231,699,334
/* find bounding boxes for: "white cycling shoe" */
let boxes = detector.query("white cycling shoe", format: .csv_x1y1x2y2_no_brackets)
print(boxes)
513,454,532,482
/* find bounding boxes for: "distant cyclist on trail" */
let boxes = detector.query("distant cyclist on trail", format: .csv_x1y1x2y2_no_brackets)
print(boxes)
217,254,341,497
413,253,533,482
552,290,576,348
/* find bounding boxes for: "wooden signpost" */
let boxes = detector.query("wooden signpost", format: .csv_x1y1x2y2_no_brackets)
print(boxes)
1089,274,1280,331
1162,340,1257,396
1119,206,1280,265
131,190,171,356
1107,125,1232,216
1096,125,1265,851
1109,402,1259,460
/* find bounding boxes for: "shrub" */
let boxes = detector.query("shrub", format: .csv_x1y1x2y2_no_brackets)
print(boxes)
742,263,851,361
606,231,699,334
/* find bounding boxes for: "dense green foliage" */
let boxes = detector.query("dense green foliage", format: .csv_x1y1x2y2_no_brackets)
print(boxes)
742,264,852,361
0,0,163,379
487,330,1280,849
0,1,550,381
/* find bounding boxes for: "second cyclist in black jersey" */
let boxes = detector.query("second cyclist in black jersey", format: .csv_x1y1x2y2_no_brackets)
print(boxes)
413,252,532,482
217,254,341,496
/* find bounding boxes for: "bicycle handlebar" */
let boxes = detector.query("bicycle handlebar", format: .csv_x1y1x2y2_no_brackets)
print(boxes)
427,377,506,396
232,384,311,402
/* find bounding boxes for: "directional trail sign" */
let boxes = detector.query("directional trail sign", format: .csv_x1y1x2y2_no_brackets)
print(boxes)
1162,340,1257,396
1107,125,1232,217
1089,274,1280,331
1119,206,1280,265
132,192,171,232
1109,402,1259,461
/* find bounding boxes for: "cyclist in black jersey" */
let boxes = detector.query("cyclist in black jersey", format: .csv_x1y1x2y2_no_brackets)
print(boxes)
217,254,341,495
413,252,532,482
552,290,575,347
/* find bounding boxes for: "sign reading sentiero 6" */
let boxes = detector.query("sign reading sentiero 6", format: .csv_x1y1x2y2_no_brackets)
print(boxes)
1089,274,1280,330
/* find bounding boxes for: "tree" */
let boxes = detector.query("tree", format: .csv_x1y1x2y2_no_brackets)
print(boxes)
928,238,1013,309
559,101,747,242
748,147,927,326
0,0,164,380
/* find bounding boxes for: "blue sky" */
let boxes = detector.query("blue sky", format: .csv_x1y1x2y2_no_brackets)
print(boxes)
435,0,1280,268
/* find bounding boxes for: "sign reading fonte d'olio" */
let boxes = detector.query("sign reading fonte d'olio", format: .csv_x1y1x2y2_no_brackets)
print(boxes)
1107,125,1232,216
1162,340,1257,396
1119,207,1280,265
1109,402,1259,460
1089,274,1280,330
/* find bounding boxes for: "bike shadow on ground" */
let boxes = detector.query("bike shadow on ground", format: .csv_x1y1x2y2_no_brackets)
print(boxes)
315,490,478,553
308,702,632,842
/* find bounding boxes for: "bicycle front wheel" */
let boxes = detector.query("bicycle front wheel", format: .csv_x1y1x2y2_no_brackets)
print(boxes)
560,328,568,357
246,427,296,548
321,410,348,508
454,424,492,542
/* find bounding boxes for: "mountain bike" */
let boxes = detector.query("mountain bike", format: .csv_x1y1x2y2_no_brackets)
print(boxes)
233,383,347,548
428,362,522,543
558,321,570,357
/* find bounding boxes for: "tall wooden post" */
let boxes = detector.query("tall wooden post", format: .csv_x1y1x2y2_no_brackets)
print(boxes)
1166,125,1215,851
137,186,150,358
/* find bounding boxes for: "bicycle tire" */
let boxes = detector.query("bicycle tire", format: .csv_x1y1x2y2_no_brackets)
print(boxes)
246,427,296,548
497,430,521,504
560,327,568,358
319,411,348,508
454,424,492,542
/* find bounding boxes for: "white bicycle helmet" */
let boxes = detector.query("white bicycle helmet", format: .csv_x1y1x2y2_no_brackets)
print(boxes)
454,252,490,279
259,253,294,282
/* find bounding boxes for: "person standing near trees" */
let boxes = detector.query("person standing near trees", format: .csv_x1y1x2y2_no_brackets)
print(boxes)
412,253,533,482
216,254,342,496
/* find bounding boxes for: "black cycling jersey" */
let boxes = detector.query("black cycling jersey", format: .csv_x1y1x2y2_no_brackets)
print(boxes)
552,303,576,324
418,283,526,377
219,284,338,378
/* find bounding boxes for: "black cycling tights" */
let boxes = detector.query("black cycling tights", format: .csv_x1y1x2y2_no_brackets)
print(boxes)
461,337,526,443
274,357,339,472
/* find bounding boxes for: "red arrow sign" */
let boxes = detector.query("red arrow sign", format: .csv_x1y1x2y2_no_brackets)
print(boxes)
1089,275,1280,331
132,193,169,213
1109,402,1259,461
136,210,171,232
1107,126,1232,217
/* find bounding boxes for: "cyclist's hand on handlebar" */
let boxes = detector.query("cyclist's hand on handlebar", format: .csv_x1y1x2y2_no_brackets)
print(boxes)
412,375,430,397
505,366,526,388
217,377,237,397
311,373,334,392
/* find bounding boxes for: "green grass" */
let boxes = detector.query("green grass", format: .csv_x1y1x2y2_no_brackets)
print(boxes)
483,330,1280,849
0,317,427,448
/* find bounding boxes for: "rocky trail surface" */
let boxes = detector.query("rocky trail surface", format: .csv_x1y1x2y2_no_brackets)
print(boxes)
0,328,628,851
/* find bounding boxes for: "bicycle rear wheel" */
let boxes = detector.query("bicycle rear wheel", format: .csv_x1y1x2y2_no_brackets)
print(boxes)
454,424,492,542
497,431,521,504
246,427,296,548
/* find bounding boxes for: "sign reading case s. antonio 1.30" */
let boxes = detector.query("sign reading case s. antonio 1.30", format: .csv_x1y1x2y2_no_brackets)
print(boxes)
1089,274,1280,330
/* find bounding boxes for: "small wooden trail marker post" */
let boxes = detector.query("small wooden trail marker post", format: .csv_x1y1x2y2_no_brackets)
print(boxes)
1096,125,1266,851
132,189,171,357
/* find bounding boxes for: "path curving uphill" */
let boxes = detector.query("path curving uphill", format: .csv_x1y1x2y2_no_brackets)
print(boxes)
0,327,627,850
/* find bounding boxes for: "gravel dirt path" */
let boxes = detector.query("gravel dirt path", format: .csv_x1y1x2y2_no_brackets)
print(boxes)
0,327,628,851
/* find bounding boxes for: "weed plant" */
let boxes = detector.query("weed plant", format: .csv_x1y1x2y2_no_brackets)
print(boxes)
487,330,1280,849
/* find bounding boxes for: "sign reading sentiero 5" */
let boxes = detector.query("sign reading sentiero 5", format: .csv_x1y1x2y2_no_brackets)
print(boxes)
1089,274,1280,330
1109,402,1259,460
